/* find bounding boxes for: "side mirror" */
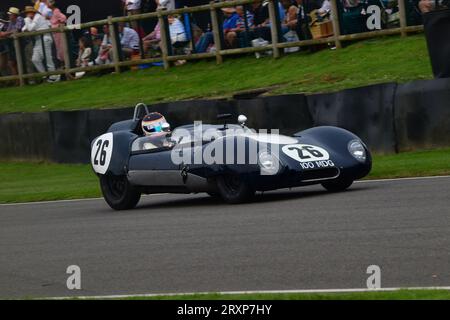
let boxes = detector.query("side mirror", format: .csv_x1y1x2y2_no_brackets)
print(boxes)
238,114,247,127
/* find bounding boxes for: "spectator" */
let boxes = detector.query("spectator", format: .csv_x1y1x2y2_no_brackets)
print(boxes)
418,0,434,13
76,36,92,67
95,24,113,65
90,27,99,36
0,7,24,77
47,0,67,66
22,6,60,82
302,0,323,13
0,12,7,30
32,0,52,19
252,0,270,27
235,5,255,30
248,0,273,41
225,6,255,49
281,0,299,29
317,0,331,16
142,21,161,53
0,12,8,76
195,7,239,53
168,15,186,44
292,0,313,40
278,0,287,23
142,15,185,54
0,12,7,29
123,0,142,31
5,7,25,33
157,0,176,10
91,34,103,63
118,22,140,59
123,0,142,15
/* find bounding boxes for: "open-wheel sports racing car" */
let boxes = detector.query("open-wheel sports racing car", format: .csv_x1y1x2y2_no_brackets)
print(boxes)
91,104,372,210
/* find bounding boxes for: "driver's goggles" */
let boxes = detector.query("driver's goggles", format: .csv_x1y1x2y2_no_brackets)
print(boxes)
143,122,163,133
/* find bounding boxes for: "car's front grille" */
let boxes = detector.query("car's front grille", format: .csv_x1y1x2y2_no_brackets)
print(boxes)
300,167,340,182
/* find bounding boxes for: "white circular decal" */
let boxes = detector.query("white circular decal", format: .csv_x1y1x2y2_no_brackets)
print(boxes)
282,144,330,163
91,133,113,174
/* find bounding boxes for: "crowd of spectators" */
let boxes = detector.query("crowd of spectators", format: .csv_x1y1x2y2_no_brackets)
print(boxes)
0,0,391,85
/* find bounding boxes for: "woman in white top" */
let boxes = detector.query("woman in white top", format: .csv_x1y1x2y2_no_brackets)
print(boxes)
22,6,59,82
76,36,92,67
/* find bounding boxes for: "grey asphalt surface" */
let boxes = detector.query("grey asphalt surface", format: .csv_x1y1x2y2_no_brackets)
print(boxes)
1,176,449,298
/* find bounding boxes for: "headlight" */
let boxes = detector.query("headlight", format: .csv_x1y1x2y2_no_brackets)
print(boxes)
348,140,366,163
258,151,280,175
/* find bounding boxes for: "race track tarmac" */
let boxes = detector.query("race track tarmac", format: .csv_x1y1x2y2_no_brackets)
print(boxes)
1,176,449,298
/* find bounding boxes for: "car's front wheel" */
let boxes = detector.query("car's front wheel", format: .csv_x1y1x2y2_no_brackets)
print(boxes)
216,174,255,204
100,174,141,210
321,178,353,192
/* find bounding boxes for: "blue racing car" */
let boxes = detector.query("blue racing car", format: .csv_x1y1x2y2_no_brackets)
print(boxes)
91,104,372,210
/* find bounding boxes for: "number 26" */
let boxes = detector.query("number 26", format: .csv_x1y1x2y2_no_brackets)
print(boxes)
94,139,109,166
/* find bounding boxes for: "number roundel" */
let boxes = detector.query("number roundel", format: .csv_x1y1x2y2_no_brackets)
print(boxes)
282,144,330,163
91,133,113,174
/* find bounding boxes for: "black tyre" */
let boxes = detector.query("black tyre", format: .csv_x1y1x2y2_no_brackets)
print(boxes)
100,174,141,210
216,174,255,204
321,178,353,192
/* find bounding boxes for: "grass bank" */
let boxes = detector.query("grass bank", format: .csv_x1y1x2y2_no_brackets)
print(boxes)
0,148,448,204
369,148,450,179
0,35,431,114
0,162,100,203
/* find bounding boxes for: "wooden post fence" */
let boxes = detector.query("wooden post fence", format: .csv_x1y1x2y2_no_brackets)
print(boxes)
158,10,171,70
60,27,72,80
108,16,121,73
267,0,281,58
210,2,224,64
398,0,408,37
330,0,342,49
0,0,426,86
12,34,25,86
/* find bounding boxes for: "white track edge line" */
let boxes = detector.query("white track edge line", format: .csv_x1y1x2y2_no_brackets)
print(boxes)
2,175,449,207
46,286,450,300
0,193,164,206
356,175,450,183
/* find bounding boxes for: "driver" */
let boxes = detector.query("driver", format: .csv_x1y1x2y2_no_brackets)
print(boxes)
141,112,170,136
141,112,172,150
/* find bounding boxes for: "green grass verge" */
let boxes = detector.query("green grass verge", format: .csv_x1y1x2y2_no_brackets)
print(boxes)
0,148,448,204
0,162,100,203
369,148,450,179
0,34,431,114
116,289,450,300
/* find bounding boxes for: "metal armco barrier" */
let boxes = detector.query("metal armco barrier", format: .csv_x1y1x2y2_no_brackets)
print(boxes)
394,78,450,151
307,83,398,154
0,78,449,163
0,112,53,161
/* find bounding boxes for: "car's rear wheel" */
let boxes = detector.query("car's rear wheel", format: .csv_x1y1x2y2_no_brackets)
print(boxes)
100,174,141,210
216,174,255,204
321,178,353,192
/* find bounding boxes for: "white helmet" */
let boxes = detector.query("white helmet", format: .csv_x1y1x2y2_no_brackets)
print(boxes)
141,112,170,136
